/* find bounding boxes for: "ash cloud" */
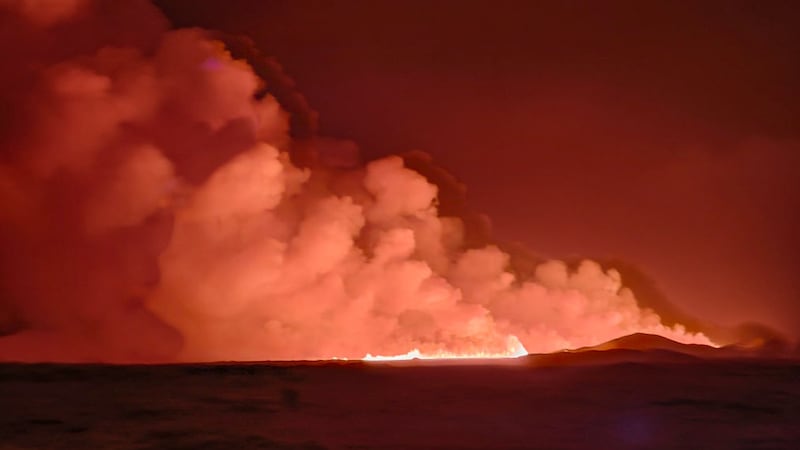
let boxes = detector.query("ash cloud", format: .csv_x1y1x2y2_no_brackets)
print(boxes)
0,0,712,362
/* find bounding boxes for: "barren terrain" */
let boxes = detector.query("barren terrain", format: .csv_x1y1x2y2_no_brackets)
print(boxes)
2,350,799,449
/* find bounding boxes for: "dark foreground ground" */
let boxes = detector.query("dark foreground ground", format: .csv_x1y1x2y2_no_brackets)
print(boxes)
1,356,799,449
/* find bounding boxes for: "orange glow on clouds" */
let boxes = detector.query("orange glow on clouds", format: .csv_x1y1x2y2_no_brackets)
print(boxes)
0,0,725,364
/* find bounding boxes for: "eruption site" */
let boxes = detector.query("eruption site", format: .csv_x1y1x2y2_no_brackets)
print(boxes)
0,0,714,363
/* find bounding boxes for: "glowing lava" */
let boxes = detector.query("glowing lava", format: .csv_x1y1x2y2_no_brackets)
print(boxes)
362,335,529,361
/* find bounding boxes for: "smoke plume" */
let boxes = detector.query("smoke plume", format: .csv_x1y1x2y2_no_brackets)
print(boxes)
0,0,711,362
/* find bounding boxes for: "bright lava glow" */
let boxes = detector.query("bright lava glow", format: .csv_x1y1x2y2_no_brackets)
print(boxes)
362,335,529,361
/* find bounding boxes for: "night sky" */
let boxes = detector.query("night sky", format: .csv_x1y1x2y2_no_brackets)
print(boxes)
154,0,799,337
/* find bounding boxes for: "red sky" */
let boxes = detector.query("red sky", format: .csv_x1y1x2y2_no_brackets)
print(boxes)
154,0,800,337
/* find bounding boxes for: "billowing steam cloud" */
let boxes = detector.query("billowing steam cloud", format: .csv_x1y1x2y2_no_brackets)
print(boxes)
0,0,711,362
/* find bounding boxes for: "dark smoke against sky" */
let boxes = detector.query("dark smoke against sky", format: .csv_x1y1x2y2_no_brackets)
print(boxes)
156,0,800,338
0,0,795,362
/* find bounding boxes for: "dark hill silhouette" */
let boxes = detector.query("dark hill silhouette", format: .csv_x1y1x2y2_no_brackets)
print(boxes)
576,333,717,356
521,333,710,367
520,332,800,367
